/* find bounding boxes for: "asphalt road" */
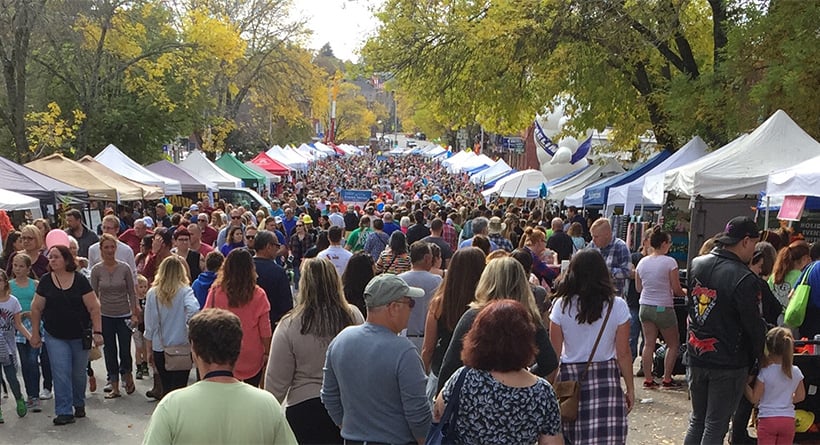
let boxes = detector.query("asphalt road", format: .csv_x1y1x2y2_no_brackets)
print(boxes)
2,357,697,444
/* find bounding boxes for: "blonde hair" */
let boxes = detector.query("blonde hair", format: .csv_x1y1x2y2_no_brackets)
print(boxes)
152,256,189,306
20,225,43,251
291,258,356,337
11,253,32,279
765,326,794,379
472,257,541,323
136,274,148,286
485,249,510,263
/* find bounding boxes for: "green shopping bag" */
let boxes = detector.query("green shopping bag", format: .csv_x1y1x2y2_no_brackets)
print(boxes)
784,262,816,328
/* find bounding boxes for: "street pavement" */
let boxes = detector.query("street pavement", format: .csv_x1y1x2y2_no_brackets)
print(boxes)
2,357,696,444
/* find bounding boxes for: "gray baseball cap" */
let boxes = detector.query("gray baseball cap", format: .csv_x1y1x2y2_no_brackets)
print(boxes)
364,274,425,308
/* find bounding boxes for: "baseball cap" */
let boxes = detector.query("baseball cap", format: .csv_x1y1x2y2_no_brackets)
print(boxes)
274,216,283,224
189,204,199,211
143,216,155,229
715,216,760,245
364,275,425,308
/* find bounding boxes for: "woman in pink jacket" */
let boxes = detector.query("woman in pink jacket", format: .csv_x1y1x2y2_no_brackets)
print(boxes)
205,249,271,387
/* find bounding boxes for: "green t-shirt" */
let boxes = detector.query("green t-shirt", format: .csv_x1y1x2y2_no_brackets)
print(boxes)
768,269,803,309
346,227,371,252
142,380,297,445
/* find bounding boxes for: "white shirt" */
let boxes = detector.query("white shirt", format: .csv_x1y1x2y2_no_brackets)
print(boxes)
328,212,345,228
549,296,631,363
757,363,804,418
88,240,137,281
316,246,352,277
636,255,678,307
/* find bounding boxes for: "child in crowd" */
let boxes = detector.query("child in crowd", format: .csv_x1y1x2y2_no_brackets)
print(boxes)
0,269,32,422
745,327,806,444
10,254,43,412
133,274,149,380
192,251,224,309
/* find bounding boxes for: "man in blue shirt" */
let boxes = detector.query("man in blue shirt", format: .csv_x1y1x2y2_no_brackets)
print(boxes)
252,231,293,326
321,275,431,444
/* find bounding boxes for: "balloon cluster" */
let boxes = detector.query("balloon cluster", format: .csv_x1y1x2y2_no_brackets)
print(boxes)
534,105,590,180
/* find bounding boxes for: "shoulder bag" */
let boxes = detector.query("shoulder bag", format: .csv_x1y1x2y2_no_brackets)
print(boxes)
553,300,613,422
154,294,193,371
426,367,468,445
784,262,816,328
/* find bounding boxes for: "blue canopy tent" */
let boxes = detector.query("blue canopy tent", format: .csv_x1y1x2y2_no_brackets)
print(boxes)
546,164,591,187
466,164,491,175
582,150,672,207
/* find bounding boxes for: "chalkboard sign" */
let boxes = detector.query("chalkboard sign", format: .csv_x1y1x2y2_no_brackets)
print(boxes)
794,211,820,244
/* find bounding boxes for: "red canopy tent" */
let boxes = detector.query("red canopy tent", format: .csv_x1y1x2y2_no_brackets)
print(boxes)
251,152,291,176
328,142,347,156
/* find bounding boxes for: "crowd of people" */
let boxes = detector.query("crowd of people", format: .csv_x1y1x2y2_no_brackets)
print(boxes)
0,152,817,444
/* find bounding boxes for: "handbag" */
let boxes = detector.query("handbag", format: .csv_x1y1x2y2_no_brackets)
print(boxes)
784,262,816,328
554,301,613,422
89,345,102,361
154,295,193,371
426,368,468,445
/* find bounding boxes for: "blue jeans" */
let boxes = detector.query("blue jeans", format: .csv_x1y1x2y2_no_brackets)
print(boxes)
0,358,24,401
684,365,748,445
17,342,41,399
629,306,643,360
102,316,133,381
45,332,89,416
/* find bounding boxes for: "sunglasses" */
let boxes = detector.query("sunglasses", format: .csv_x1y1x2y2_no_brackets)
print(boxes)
245,235,256,240
232,216,242,220
296,224,304,227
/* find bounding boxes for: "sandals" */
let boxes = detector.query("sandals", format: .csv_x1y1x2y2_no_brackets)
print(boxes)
124,374,136,395
104,391,121,399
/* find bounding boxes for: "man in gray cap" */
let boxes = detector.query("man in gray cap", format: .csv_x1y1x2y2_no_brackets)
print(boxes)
321,274,431,445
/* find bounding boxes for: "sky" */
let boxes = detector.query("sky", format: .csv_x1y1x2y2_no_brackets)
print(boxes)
296,0,381,62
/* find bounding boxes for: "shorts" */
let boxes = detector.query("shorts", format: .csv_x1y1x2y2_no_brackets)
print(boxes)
133,329,145,350
639,304,678,330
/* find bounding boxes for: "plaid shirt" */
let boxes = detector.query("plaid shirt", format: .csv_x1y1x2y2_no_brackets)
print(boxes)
488,233,514,252
442,223,458,252
289,232,315,261
590,237,631,297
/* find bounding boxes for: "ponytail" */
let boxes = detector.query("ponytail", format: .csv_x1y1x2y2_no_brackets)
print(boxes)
765,327,794,379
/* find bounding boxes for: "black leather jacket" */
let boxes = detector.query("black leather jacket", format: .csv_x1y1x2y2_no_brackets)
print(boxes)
685,248,766,369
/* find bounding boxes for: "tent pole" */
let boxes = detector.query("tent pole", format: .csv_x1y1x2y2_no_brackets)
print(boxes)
764,196,770,230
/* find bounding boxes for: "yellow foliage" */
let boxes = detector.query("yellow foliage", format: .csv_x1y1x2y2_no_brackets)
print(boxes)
26,102,86,156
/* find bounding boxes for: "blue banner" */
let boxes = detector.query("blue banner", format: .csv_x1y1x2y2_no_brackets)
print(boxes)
341,189,373,207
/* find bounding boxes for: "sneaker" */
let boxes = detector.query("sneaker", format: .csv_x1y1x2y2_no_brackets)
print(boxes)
74,406,86,418
28,398,42,413
103,382,113,393
661,379,682,388
16,399,27,417
39,388,53,400
135,366,144,380
53,415,75,425
643,379,659,389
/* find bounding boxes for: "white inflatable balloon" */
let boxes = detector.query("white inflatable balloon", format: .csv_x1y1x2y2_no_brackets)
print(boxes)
550,146,572,165
557,136,579,152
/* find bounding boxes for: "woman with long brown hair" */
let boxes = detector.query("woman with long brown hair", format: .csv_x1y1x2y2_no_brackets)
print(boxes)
266,258,363,443
421,247,486,399
205,249,271,387
768,240,812,325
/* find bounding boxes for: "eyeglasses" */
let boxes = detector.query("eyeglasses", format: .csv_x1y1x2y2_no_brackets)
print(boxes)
231,216,242,220
245,235,256,240
394,298,416,309
296,224,304,227
20,236,35,241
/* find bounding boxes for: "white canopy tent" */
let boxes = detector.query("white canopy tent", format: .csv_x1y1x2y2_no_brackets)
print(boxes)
606,136,709,215
441,151,475,173
178,150,242,188
267,145,308,171
244,161,281,186
337,144,362,156
765,155,820,205
424,146,447,158
95,144,182,195
471,159,512,185
547,158,624,202
298,143,326,160
662,110,820,199
286,145,315,164
564,175,616,207
312,142,337,156
481,169,548,198
460,154,494,173
0,188,39,211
